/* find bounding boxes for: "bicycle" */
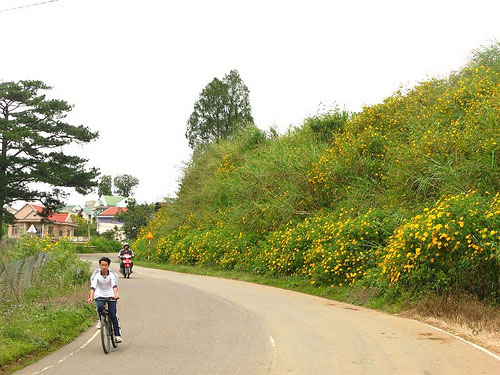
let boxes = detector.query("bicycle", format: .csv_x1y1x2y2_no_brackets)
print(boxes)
98,297,119,354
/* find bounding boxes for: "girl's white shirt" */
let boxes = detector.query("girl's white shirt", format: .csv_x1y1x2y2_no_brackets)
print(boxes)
90,269,119,298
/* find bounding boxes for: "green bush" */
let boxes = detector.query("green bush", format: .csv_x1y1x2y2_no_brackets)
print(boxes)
305,108,349,142
89,236,122,253
381,191,500,300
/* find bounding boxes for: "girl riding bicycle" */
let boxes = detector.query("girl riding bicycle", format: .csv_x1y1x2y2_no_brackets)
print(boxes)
86,257,122,343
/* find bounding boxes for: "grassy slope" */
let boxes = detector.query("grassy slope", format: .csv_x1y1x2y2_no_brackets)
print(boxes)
135,43,499,298
132,43,500,342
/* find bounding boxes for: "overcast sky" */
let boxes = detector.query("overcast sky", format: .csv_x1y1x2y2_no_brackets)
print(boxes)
1,0,499,206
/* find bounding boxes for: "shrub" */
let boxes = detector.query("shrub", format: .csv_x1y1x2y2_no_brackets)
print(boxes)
89,236,122,253
261,208,398,286
381,191,500,301
305,107,349,142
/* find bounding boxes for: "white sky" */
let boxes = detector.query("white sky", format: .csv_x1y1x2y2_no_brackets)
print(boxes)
1,0,499,206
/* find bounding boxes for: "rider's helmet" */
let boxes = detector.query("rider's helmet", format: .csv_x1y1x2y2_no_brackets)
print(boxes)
124,242,129,247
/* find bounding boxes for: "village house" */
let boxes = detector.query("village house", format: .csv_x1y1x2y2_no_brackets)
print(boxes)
96,206,128,240
7,203,77,240
94,195,128,214
59,204,95,222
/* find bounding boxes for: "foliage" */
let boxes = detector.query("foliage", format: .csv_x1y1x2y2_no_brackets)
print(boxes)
305,106,350,142
134,42,500,303
98,175,112,196
381,191,500,299
8,235,50,261
0,237,93,369
261,208,399,286
89,236,122,253
0,80,99,239
113,174,139,197
186,69,254,149
115,199,154,240
72,215,97,237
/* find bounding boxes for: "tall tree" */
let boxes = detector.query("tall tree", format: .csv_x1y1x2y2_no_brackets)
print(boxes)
98,174,112,196
186,69,253,148
0,80,99,238
113,174,139,197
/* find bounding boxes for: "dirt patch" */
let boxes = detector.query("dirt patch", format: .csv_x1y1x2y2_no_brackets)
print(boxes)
417,332,452,344
36,288,88,307
401,294,500,355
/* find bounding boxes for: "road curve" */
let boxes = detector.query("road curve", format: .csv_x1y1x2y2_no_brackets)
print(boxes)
15,254,500,375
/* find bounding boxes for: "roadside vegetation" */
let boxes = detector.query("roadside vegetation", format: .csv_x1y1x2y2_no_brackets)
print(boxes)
133,43,500,344
0,237,94,373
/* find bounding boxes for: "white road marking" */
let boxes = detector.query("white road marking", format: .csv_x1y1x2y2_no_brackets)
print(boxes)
32,365,53,375
269,336,276,347
29,330,100,375
412,319,500,361
80,330,100,349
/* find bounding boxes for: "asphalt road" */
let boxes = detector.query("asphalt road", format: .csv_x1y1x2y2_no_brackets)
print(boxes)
15,254,500,374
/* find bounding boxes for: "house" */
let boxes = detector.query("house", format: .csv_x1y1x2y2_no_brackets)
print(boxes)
94,195,128,211
59,204,95,222
7,203,77,240
96,206,128,240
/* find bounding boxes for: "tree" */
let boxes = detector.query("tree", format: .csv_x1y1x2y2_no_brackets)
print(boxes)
113,174,139,197
98,175,112,196
186,69,253,149
115,199,154,240
0,80,99,239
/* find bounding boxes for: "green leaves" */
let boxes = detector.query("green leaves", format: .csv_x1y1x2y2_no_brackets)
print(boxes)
113,174,139,197
98,175,113,196
0,80,99,236
186,69,254,149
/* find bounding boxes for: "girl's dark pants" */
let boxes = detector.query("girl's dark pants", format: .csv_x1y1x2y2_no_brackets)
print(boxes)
95,298,121,336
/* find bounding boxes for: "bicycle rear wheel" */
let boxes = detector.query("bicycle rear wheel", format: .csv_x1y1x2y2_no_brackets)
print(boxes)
100,315,110,354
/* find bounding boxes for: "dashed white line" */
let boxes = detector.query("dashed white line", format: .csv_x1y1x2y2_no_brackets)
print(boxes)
269,336,276,347
32,365,53,375
29,330,100,375
80,330,100,349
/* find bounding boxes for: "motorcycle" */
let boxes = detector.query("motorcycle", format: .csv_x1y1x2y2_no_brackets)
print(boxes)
121,254,133,278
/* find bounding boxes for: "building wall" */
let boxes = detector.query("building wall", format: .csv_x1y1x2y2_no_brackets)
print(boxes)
8,222,75,240
8,205,76,240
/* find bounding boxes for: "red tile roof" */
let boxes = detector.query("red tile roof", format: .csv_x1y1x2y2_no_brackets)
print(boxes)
98,207,127,216
31,204,71,224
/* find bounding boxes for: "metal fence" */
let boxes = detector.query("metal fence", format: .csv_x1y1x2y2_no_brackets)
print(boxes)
0,252,49,299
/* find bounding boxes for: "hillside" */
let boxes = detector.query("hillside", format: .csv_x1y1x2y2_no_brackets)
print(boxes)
134,43,500,304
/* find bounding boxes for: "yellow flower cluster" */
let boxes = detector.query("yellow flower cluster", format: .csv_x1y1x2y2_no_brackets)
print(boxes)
381,191,500,293
215,154,236,175
262,208,388,286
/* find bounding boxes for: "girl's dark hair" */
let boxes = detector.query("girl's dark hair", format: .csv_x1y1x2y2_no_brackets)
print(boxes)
99,257,111,265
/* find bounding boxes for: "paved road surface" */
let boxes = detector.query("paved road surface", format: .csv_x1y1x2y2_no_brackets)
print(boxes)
15,254,500,374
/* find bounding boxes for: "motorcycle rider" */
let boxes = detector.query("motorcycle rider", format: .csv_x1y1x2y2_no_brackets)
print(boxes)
118,242,135,275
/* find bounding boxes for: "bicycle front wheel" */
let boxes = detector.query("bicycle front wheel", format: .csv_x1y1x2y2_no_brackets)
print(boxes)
100,316,110,354
110,317,117,348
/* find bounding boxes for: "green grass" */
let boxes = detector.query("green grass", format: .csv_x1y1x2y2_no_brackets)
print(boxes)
0,287,95,373
0,239,95,374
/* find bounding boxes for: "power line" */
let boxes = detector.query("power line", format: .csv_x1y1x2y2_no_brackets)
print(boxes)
0,0,60,13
